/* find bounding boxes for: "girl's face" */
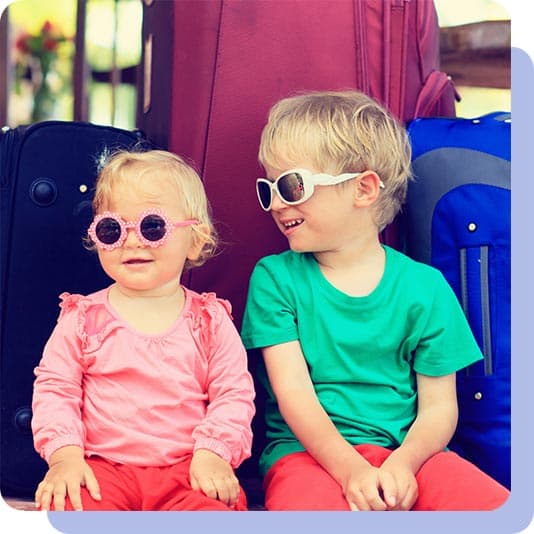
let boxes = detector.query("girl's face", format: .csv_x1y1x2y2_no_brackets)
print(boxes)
96,173,202,296
263,161,362,255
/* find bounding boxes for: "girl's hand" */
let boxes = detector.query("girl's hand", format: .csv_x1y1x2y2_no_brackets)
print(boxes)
189,449,239,507
35,446,101,511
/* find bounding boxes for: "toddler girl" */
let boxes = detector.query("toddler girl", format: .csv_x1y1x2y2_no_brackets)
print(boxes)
32,149,255,511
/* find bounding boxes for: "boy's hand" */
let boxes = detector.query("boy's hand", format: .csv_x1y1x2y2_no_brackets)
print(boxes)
189,449,239,507
342,462,398,511
35,446,101,511
378,453,419,510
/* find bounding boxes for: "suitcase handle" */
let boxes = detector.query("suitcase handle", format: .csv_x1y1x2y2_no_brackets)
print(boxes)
414,70,459,118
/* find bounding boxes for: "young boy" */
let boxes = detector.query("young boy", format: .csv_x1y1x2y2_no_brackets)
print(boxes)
241,91,509,511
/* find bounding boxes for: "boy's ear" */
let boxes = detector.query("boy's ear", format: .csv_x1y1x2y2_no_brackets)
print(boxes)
187,223,210,261
353,171,383,207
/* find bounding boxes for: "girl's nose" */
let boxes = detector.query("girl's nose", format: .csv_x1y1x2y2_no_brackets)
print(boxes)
123,227,143,247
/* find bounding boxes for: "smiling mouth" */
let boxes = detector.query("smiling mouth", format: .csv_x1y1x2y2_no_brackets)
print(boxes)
282,219,304,230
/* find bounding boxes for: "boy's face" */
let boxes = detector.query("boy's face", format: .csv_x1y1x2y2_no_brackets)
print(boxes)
263,161,364,255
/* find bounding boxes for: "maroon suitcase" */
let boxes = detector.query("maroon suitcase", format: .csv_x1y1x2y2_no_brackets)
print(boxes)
167,0,456,329
159,0,457,504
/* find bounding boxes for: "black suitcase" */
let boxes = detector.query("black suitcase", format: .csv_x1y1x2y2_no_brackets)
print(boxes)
0,121,147,497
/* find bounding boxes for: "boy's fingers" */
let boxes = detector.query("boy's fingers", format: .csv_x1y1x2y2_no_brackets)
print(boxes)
378,471,398,508
367,493,388,511
356,484,387,511
347,500,359,511
346,490,373,511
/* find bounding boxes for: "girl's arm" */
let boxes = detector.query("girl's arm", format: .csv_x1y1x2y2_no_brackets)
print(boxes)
32,307,101,510
263,340,393,511
189,304,255,506
32,309,86,461
191,305,255,469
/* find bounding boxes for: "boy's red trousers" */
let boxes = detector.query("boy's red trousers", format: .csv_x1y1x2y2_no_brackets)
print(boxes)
264,444,509,511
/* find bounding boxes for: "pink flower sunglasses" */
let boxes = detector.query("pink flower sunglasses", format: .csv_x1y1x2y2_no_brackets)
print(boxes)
88,209,198,251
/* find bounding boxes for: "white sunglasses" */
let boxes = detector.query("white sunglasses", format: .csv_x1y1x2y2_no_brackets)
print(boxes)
256,168,384,211
256,168,363,211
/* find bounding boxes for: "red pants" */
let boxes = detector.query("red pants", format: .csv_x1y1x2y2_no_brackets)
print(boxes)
59,456,248,511
264,444,510,511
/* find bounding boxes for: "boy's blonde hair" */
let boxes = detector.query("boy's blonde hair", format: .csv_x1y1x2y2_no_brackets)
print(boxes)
91,149,217,269
259,90,412,230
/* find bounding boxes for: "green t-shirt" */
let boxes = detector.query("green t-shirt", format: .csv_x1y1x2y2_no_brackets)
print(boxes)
241,246,483,476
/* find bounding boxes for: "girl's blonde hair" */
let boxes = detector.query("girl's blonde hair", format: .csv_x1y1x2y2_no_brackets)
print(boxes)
90,149,217,269
259,90,412,230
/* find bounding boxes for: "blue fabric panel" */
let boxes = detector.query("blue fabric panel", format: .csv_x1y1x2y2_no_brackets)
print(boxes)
405,112,511,488
431,184,511,376
409,112,511,161
431,183,511,488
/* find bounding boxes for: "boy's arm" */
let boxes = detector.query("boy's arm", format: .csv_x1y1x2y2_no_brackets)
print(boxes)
263,341,390,510
379,372,458,509
386,372,458,472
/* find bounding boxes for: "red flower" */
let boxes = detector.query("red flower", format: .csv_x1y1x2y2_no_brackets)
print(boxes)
42,38,58,52
41,20,53,34
15,33,31,53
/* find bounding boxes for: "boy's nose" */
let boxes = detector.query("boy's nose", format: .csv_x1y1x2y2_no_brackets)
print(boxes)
270,190,287,211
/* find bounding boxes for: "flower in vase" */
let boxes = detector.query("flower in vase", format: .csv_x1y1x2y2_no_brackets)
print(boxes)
14,20,69,122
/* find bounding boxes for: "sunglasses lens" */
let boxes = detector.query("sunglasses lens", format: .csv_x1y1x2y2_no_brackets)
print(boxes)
278,172,305,203
140,214,166,242
257,181,273,210
95,217,122,245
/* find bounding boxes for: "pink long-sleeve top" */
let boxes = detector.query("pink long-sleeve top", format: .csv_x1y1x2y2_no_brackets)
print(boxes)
32,287,255,469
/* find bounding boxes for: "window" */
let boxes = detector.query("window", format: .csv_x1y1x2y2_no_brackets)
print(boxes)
435,0,511,117
1,0,142,128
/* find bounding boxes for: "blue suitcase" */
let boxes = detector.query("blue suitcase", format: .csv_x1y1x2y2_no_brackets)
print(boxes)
0,121,148,497
404,112,511,488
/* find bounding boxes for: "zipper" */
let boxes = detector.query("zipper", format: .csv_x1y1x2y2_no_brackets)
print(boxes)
387,0,410,119
460,245,493,376
1,126,20,188
353,0,369,95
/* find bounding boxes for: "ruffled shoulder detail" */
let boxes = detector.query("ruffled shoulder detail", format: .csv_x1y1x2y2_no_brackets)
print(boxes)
187,291,233,326
57,291,120,355
58,292,87,319
185,290,233,356
198,291,233,319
